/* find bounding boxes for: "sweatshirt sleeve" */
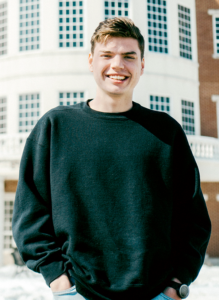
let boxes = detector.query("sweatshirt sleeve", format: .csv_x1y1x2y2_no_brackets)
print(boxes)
12,126,67,286
171,124,211,285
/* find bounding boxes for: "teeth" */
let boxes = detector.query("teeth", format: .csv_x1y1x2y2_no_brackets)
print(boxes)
109,75,126,80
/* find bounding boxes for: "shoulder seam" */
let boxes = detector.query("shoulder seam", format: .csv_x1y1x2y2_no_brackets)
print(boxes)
27,137,49,149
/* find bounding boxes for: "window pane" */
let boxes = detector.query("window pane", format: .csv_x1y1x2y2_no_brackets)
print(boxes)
58,1,84,48
104,0,129,19
58,91,85,105
147,0,168,54
149,95,170,115
18,94,40,132
19,0,40,52
181,100,195,135
178,5,192,60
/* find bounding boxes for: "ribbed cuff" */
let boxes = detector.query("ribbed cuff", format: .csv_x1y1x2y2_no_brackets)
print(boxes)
39,260,66,287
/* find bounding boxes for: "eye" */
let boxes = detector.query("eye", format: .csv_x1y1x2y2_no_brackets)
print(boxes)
125,56,135,59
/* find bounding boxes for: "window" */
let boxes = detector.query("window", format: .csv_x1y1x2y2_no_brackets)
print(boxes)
4,200,14,250
59,92,85,105
181,100,195,135
0,2,7,56
58,1,84,48
178,5,192,60
104,0,129,20
214,16,219,56
19,0,40,51
147,0,168,54
18,93,40,132
150,95,170,114
0,97,6,133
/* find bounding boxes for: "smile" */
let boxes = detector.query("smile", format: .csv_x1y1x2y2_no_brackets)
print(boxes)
106,75,129,81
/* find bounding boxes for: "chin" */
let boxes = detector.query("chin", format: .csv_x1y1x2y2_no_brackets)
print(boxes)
105,88,127,95
107,91,126,97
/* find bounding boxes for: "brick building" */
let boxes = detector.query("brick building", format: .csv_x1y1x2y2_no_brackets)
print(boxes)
196,0,219,257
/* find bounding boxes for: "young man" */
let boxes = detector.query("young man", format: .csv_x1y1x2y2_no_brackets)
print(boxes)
12,18,211,300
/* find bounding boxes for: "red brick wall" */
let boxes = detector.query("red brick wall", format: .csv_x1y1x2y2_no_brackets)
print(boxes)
196,0,219,137
4,180,18,192
201,182,219,257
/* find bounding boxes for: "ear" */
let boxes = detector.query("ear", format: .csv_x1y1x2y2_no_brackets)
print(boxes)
88,53,93,72
140,57,145,76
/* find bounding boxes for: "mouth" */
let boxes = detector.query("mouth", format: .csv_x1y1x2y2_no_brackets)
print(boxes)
106,75,129,82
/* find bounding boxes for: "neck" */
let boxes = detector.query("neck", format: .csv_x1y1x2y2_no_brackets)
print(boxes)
89,89,133,113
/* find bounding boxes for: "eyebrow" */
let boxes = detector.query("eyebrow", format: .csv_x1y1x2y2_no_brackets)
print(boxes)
100,51,137,56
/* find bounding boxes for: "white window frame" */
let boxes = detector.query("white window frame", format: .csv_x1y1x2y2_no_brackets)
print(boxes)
149,94,171,115
146,0,169,55
212,95,219,138
0,97,6,134
18,93,41,133
3,198,14,251
208,9,219,58
103,0,130,20
19,0,40,52
178,4,192,60
181,100,195,135
58,0,85,49
58,91,86,106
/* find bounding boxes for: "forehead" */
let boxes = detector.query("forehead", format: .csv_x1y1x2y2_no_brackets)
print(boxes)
94,37,141,55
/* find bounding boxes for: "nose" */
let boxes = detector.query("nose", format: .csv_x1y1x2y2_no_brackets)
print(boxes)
111,55,124,70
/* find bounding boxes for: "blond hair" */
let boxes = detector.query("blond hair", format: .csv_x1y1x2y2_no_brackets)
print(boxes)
91,17,145,59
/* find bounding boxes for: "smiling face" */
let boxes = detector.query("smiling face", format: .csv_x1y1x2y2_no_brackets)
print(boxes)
88,37,145,100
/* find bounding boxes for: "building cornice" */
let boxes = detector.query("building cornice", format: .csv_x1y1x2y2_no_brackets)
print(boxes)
208,9,219,15
212,95,219,102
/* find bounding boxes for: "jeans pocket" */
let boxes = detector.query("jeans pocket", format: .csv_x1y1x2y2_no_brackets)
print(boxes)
52,285,76,297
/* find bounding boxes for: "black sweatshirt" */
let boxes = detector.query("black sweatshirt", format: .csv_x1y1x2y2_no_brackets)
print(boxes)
12,99,211,300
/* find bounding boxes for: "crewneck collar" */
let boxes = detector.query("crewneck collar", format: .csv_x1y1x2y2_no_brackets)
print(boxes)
83,99,140,121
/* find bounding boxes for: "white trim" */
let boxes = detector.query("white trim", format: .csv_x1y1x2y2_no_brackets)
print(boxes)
129,0,133,20
166,0,171,56
203,194,208,201
211,95,219,102
216,194,219,202
208,9,219,16
208,11,219,57
4,192,16,201
211,95,219,138
191,0,198,63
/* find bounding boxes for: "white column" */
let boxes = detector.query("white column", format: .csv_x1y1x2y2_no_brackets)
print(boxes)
211,95,219,138
0,177,4,267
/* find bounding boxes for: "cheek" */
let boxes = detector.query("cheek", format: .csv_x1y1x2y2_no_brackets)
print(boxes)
95,64,109,80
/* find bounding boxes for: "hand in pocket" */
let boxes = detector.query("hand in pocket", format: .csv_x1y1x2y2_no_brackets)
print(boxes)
50,273,73,293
